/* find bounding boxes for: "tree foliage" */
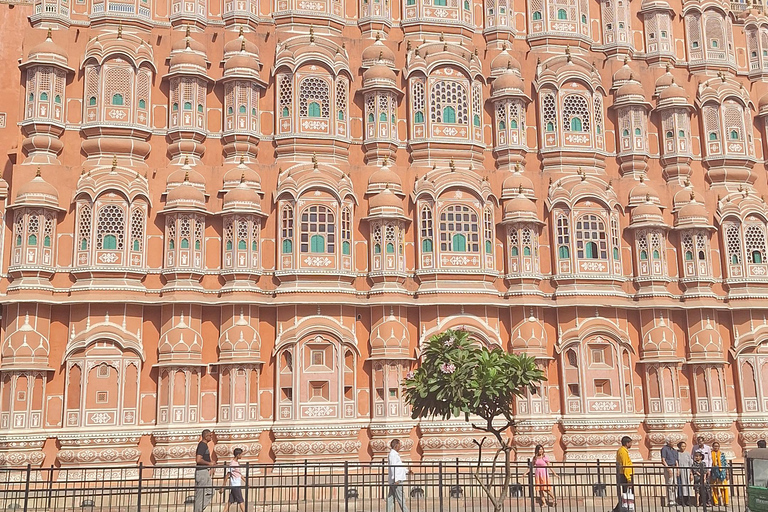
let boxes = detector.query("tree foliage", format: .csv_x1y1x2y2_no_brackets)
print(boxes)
403,328,545,434
402,328,546,511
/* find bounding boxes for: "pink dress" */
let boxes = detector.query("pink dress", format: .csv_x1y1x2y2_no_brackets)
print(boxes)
534,456,552,492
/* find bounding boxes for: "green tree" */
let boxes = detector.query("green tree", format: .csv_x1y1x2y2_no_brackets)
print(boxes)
403,328,545,511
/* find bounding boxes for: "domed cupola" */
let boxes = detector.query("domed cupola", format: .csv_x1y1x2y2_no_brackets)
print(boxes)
611,74,652,177
490,57,530,171
361,34,396,68
360,38,401,164
13,167,62,211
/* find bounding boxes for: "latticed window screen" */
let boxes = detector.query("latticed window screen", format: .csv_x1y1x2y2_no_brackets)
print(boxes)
725,222,743,264
335,78,348,121
556,213,570,257
412,79,425,121
542,93,557,131
279,74,293,116
430,80,468,124
385,224,396,254
341,207,352,255
649,232,663,259
702,104,721,140
14,212,24,247
130,207,144,252
687,12,702,49
136,68,151,109
300,205,335,253
78,203,92,251
522,226,535,256
745,222,768,264
705,14,725,49
27,214,39,246
105,65,132,108
43,213,54,248
594,95,604,135
96,204,125,251
299,77,330,118
472,82,482,127
563,94,590,132
224,218,234,251
509,228,519,256
421,205,434,252
85,65,100,109
682,232,694,261
281,205,294,252
575,214,607,259
723,103,745,141
483,207,494,253
637,230,649,260
372,223,382,254
611,217,621,260
193,219,203,250
439,205,479,252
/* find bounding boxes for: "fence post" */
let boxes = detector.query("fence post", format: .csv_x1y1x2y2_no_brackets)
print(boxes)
136,462,143,512
527,458,535,512
728,460,735,502
243,462,250,512
380,458,385,501
344,460,349,512
303,459,308,502
438,460,444,512
46,464,54,509
22,463,31,512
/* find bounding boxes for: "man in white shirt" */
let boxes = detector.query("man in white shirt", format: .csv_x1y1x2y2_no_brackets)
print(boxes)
691,435,713,469
387,439,409,512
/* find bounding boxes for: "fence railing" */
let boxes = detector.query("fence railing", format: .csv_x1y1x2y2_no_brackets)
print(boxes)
0,460,749,512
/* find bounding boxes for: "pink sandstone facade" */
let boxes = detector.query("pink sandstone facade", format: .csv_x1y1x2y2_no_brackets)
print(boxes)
2,0,768,473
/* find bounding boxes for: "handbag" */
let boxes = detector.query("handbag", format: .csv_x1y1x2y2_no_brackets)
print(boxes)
620,490,635,512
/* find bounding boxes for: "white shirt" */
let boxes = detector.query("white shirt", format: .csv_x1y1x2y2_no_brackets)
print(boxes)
388,449,407,484
228,459,242,487
692,444,712,468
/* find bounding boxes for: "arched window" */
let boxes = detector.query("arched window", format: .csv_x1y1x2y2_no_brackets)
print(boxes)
299,77,330,119
440,204,479,252
96,204,125,251
746,223,767,265
421,205,434,253
300,205,335,254
40,92,48,101
563,95,590,133
431,80,468,125
341,207,352,256
533,10,542,19
730,129,739,140
634,128,642,136
709,132,718,141
557,214,571,259
557,8,567,19
112,94,123,106
415,111,424,123
575,214,607,259
138,99,146,109
282,205,294,253
184,102,192,110
89,96,97,106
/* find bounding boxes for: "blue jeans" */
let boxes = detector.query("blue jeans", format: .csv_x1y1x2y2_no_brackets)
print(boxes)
386,483,408,512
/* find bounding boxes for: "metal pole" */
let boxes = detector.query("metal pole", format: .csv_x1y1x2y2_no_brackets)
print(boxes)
46,464,54,509
303,459,308,502
344,461,350,512
244,462,250,512
136,462,143,512
22,464,31,512
528,458,535,512
438,461,444,512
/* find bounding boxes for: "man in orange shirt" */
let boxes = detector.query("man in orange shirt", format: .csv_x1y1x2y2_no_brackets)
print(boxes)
613,436,634,512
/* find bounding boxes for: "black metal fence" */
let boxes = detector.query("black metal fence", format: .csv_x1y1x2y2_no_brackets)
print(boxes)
0,460,749,512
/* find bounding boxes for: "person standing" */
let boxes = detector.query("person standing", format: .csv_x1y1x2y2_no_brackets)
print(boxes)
691,435,712,468
660,437,678,507
529,444,558,507
222,448,245,512
691,451,710,507
613,436,634,512
194,429,216,512
710,441,729,506
387,439,410,512
677,441,694,506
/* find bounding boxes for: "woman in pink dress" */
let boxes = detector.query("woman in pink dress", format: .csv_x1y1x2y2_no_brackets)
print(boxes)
529,444,558,507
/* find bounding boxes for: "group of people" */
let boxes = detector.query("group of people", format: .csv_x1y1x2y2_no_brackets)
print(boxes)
658,435,731,508
194,429,245,512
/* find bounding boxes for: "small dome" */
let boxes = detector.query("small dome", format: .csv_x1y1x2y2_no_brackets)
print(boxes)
223,160,261,190
631,201,664,225
224,52,261,72
616,80,646,99
0,314,50,370
158,314,203,364
363,63,397,84
224,34,259,57
172,31,206,53
677,199,710,227
370,315,410,359
368,162,402,194
628,177,659,206
612,58,634,85
504,193,537,216
26,30,69,67
369,187,403,210
14,168,60,209
223,179,261,209
655,70,674,91
659,81,688,101
219,314,261,363
167,160,206,190
492,69,524,94
165,176,206,210
501,170,534,199
362,37,396,66
490,49,522,76
169,48,207,69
